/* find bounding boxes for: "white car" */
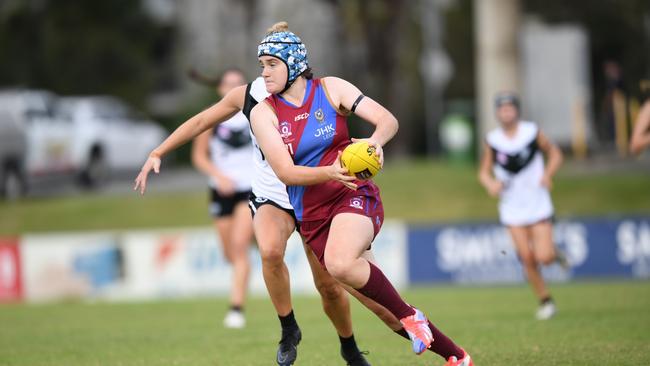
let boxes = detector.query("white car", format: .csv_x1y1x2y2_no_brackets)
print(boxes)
0,90,167,195
56,96,167,187
0,90,74,188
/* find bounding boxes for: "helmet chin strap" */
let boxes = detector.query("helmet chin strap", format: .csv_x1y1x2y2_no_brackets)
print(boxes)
280,71,293,94
280,70,303,95
271,57,293,95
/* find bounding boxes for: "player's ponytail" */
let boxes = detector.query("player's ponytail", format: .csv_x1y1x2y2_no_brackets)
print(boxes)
267,21,289,34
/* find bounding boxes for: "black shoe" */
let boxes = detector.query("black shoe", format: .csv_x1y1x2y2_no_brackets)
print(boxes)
341,349,371,366
277,327,301,365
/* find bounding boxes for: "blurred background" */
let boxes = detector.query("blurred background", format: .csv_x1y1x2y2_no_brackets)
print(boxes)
1,0,649,184
0,1,649,364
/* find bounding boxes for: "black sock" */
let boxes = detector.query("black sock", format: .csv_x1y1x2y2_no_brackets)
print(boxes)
540,296,553,305
278,310,298,330
230,305,243,313
339,334,359,355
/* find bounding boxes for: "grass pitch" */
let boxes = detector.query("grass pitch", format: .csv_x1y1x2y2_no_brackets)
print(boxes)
1,281,649,365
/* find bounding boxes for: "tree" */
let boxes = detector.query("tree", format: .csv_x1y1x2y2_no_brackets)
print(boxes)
0,0,173,107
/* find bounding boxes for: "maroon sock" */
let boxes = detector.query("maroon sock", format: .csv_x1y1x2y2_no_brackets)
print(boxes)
395,328,410,340
427,320,464,360
356,262,414,319
396,326,461,357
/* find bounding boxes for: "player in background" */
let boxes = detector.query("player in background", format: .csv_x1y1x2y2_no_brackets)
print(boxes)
135,72,411,365
250,22,473,366
630,79,650,156
191,68,254,329
478,92,565,320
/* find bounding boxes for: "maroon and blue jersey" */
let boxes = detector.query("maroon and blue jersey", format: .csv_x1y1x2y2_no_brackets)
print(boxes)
265,78,378,222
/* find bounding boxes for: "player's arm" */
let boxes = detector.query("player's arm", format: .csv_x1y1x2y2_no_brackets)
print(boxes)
152,85,247,158
191,129,235,196
478,143,502,197
134,84,247,194
537,130,563,189
250,102,357,189
630,101,650,156
322,77,398,166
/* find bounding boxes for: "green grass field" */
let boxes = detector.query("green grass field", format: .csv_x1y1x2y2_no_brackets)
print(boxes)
1,160,649,234
1,281,649,365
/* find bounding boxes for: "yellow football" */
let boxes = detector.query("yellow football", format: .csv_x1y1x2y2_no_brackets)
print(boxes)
340,141,381,180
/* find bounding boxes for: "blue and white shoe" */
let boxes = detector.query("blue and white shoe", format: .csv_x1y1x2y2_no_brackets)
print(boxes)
399,308,434,355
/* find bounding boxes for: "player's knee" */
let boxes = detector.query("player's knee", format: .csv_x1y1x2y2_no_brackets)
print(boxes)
314,278,343,302
536,252,555,265
259,244,284,266
323,259,352,283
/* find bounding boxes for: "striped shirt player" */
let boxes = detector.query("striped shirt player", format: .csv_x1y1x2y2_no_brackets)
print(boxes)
479,91,565,322
207,110,254,216
486,121,554,226
242,77,295,217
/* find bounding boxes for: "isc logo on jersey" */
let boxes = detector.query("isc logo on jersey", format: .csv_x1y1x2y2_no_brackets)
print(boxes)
294,113,309,121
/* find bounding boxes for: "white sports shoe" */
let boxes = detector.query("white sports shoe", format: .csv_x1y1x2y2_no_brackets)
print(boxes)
535,301,556,320
223,310,245,329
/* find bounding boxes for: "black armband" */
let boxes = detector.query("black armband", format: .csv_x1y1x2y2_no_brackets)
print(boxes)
351,94,365,113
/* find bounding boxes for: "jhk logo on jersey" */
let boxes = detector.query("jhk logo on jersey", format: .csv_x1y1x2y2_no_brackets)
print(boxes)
314,124,336,139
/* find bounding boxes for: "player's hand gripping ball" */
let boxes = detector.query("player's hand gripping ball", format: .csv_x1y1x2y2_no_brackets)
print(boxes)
340,141,381,180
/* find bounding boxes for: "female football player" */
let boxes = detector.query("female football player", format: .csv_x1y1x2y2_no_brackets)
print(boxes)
250,21,472,365
191,68,253,328
478,92,564,320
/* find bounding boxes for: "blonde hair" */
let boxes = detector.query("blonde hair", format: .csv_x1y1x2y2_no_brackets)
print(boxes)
267,21,289,34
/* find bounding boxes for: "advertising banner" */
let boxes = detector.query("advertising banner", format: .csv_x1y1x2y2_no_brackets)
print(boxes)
119,228,313,299
118,221,407,300
21,232,125,302
11,221,406,303
0,237,22,302
408,217,650,285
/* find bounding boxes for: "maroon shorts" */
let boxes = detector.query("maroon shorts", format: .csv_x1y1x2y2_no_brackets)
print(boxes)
299,187,384,265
